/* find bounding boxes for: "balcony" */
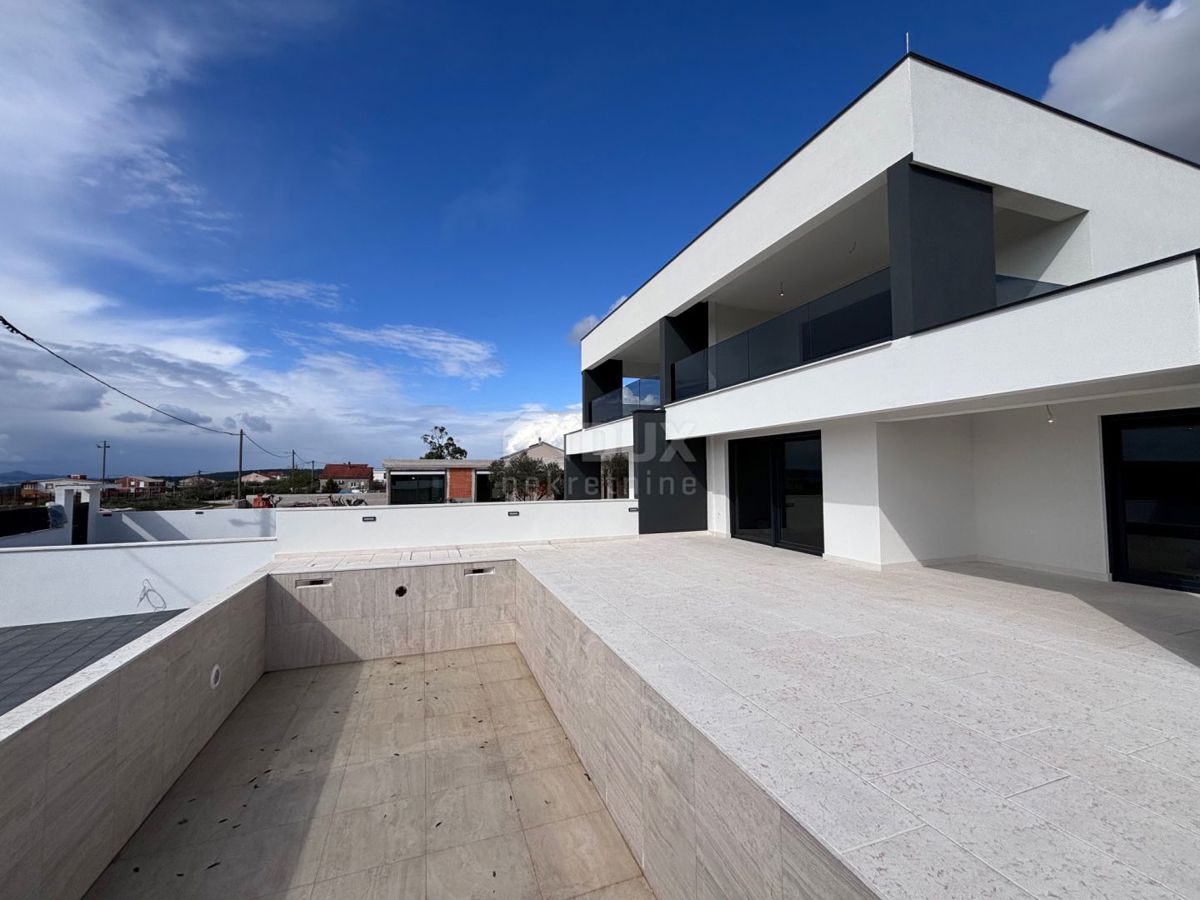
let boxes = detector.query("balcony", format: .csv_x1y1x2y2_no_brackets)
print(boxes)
671,269,1065,402
673,269,893,401
589,376,661,425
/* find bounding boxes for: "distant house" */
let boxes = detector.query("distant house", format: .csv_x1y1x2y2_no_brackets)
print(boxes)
381,458,495,504
21,477,99,500
178,475,216,488
113,476,165,496
319,462,374,491
240,471,282,485
502,440,565,465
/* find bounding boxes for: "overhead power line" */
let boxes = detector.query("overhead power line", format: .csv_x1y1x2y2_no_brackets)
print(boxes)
1,314,237,436
1,313,318,464
243,432,291,459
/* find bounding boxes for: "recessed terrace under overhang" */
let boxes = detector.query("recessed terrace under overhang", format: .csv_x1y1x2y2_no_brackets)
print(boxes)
586,171,1092,422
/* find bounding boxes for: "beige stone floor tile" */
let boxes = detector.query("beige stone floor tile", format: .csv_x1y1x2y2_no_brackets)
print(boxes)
472,642,524,664
427,777,521,852
492,698,559,737
425,648,478,671
844,825,1027,899
317,797,424,882
575,876,657,899
336,753,425,812
355,691,425,725
254,888,315,900
426,832,541,900
511,761,604,829
348,719,426,764
424,683,489,718
286,701,362,740
308,857,424,900
477,657,532,683
484,675,545,709
424,665,484,691
500,725,577,776
203,815,332,899
426,742,508,793
237,767,345,834
425,710,496,750
525,810,641,900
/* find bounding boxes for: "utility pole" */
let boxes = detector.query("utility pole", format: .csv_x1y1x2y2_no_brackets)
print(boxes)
95,440,110,506
291,450,296,494
237,429,244,502
310,460,315,493
96,440,110,484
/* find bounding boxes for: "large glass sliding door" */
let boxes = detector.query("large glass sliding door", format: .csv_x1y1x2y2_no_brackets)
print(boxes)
1103,409,1200,591
730,438,773,544
730,431,823,554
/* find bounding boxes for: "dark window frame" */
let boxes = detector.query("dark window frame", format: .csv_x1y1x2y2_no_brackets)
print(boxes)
1102,407,1200,592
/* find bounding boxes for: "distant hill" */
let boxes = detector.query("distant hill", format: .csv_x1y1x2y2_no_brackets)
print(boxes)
0,470,60,486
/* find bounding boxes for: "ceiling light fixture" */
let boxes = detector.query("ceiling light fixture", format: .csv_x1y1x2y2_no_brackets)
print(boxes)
1045,404,1055,424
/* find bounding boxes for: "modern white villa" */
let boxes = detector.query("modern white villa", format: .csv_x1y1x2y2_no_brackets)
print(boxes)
4,54,1200,900
566,53,1200,593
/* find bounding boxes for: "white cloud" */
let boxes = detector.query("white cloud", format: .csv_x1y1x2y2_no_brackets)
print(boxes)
567,314,600,343
567,294,628,343
1043,1,1200,161
0,1,565,475
202,279,345,310
327,323,503,380
500,406,581,454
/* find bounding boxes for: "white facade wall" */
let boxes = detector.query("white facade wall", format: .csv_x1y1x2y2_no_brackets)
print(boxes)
877,418,975,567
970,389,1200,578
564,416,633,456
820,420,883,567
910,61,1200,281
705,435,731,536
707,387,1200,579
580,64,915,370
665,256,1200,441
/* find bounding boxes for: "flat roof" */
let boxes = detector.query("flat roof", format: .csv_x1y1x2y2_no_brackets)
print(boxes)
382,458,495,470
579,52,1200,346
0,611,181,716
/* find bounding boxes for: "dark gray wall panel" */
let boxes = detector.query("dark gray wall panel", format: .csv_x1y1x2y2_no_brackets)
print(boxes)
582,359,622,427
888,158,996,336
660,301,708,404
631,410,707,534
565,453,602,500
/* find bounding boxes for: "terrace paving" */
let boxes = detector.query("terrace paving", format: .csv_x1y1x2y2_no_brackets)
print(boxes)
85,645,652,900
512,535,1200,899
66,532,1200,899
0,610,181,716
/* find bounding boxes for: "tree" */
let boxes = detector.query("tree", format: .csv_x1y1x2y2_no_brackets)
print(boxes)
421,426,468,460
488,454,563,501
601,451,629,499
322,478,341,494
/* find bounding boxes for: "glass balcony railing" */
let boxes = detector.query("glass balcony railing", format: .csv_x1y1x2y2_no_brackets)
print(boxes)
673,269,893,401
590,377,661,425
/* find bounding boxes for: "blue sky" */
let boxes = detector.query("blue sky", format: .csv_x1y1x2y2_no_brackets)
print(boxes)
2,0,1195,476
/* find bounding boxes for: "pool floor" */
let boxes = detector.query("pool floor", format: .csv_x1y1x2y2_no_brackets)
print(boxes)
85,644,652,899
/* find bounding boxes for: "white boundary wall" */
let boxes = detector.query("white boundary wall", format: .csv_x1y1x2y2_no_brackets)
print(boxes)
272,498,638,554
0,538,276,626
93,508,276,543
0,500,640,625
